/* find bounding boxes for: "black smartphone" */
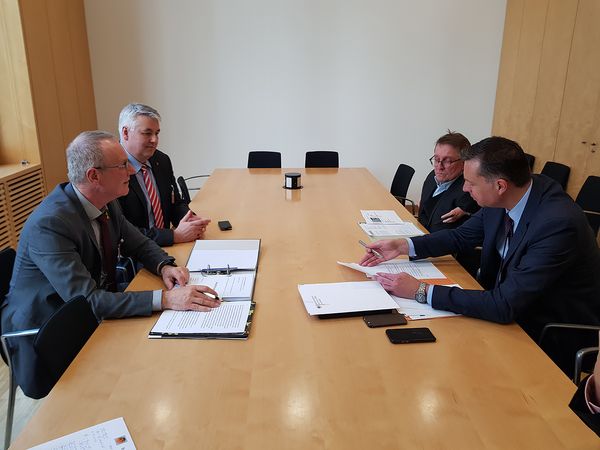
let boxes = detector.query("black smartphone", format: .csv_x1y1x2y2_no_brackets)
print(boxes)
386,327,436,344
363,312,407,328
218,220,232,231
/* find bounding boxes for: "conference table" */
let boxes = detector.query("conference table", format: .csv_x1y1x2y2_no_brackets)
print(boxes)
12,168,598,448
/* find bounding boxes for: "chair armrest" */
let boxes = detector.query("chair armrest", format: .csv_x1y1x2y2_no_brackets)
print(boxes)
394,196,417,217
583,210,600,217
538,323,600,346
575,346,600,384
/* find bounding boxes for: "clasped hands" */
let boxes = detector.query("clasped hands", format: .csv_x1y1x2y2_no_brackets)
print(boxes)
160,264,220,312
173,210,211,243
359,238,422,299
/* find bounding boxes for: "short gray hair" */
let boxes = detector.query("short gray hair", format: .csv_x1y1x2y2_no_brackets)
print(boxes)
67,131,117,185
118,103,161,140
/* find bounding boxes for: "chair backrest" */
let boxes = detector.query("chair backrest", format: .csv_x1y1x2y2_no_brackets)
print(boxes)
0,248,16,365
34,295,98,391
541,161,570,190
248,151,282,168
575,175,600,235
525,153,535,170
305,151,339,168
177,176,191,204
390,164,415,205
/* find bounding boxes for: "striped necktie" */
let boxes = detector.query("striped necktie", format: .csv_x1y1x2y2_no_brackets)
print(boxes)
96,210,117,292
141,165,165,229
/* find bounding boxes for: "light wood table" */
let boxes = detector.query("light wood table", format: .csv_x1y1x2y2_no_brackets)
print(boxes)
11,169,597,448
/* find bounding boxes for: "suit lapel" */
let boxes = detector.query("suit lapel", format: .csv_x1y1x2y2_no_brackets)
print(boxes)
503,179,541,266
129,174,149,216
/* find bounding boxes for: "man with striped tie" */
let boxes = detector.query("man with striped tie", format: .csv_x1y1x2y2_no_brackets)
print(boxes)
118,103,210,246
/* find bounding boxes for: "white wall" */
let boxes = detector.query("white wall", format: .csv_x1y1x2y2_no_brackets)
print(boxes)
84,0,506,201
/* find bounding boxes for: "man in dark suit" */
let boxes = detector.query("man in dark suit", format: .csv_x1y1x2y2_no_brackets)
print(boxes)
419,131,480,275
1,131,220,398
118,103,210,246
418,132,479,231
361,136,600,373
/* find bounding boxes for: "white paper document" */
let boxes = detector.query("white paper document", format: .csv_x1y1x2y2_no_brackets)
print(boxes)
391,284,461,320
361,210,403,224
30,417,136,450
188,272,255,301
150,302,251,336
359,222,424,237
298,281,398,316
338,260,446,279
186,239,260,271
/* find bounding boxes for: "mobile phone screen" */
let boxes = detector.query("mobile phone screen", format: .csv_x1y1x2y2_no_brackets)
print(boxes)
386,327,436,344
363,312,407,328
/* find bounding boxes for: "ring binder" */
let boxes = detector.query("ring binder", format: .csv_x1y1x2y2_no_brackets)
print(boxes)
199,265,239,275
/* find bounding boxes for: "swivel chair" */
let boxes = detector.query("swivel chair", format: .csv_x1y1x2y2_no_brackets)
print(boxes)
305,151,339,168
248,151,282,168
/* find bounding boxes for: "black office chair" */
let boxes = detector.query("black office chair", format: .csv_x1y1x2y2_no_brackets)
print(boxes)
390,164,416,212
1,294,98,448
177,175,210,204
575,176,600,236
540,161,570,190
248,151,281,168
525,153,535,171
305,151,339,168
0,248,16,365
538,323,600,383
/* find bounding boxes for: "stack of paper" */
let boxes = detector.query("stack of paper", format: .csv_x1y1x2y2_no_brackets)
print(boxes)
359,210,424,237
186,239,260,272
298,281,398,316
337,260,446,279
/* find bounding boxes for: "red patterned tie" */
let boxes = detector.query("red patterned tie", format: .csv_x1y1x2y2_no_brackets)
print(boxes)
141,165,165,229
97,210,117,292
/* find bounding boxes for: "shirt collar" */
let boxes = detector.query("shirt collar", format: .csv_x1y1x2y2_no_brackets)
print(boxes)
125,150,146,173
506,179,533,230
72,184,104,220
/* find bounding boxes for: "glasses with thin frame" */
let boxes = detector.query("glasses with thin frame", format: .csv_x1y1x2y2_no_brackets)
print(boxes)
94,161,131,171
429,156,461,168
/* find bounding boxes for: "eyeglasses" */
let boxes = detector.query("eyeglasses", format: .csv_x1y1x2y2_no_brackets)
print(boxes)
429,156,461,168
94,161,131,171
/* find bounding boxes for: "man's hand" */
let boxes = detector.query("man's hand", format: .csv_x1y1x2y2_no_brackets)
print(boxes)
441,207,469,224
173,211,211,243
373,272,422,299
359,239,408,267
162,285,221,312
161,264,189,289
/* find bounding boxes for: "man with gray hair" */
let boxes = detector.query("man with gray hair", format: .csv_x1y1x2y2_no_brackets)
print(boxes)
118,103,210,246
2,131,220,398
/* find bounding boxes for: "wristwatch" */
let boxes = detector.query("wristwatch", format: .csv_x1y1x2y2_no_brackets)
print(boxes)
415,282,428,304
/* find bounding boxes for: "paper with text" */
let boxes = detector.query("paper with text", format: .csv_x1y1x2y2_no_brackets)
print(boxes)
391,285,461,320
151,302,251,335
298,281,398,315
188,272,255,301
30,417,135,450
359,222,424,237
186,239,260,271
338,260,446,279
361,210,403,224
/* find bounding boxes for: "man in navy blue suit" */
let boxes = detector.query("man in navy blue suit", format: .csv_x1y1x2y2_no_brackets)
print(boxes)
361,136,600,373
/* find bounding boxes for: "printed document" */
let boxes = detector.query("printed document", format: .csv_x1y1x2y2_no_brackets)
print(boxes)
361,210,403,224
392,293,460,320
338,260,446,279
186,239,260,271
188,272,255,301
150,302,251,336
30,417,135,450
298,281,398,316
359,222,424,237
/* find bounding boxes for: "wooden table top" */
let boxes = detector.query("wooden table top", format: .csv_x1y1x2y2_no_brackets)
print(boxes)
12,168,597,449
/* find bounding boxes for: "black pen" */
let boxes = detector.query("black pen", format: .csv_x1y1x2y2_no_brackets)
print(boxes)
358,240,383,259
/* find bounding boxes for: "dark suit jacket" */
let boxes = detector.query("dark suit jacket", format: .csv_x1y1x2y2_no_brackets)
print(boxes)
412,175,600,343
119,149,189,246
1,183,170,398
418,171,479,232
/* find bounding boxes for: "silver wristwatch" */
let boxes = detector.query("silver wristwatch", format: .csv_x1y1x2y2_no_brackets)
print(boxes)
415,282,427,304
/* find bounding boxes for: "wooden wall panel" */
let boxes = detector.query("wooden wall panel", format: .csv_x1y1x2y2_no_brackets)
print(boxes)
0,0,39,165
526,0,578,168
18,0,97,191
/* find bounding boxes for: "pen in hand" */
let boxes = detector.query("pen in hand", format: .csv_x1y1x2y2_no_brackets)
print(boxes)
358,240,384,259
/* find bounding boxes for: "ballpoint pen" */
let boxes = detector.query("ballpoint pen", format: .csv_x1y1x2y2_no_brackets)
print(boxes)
358,240,384,259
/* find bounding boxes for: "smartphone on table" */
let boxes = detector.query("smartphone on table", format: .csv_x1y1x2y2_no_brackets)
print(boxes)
363,311,407,328
386,327,436,344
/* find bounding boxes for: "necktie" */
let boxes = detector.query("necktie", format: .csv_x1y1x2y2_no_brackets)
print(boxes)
141,165,165,229
96,210,117,292
497,212,514,284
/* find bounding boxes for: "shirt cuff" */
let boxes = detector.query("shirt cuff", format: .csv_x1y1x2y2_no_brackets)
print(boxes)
152,290,163,311
406,238,417,258
585,375,600,414
426,285,434,305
